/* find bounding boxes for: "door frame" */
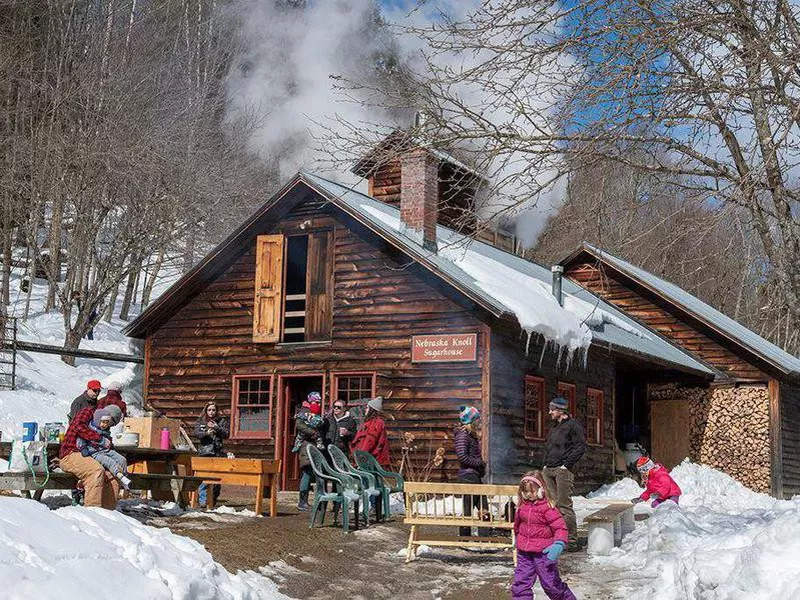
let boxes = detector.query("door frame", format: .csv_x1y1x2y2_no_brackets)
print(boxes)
276,371,326,490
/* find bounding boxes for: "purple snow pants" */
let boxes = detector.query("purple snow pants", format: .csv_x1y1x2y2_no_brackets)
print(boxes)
511,550,577,600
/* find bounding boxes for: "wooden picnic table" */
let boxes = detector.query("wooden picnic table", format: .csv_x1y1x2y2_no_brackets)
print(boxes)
0,442,203,507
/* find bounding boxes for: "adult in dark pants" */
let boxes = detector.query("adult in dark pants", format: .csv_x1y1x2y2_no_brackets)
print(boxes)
194,401,229,507
541,396,587,552
295,392,324,512
454,405,486,537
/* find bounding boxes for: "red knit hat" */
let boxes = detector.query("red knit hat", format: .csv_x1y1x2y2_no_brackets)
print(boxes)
87,379,102,391
636,456,656,473
309,402,321,415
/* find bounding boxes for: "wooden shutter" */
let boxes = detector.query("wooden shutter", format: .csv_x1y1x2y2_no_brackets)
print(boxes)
305,230,334,341
253,234,285,343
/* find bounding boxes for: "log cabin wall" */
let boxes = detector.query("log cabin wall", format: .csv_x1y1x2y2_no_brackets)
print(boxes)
648,382,771,493
146,199,488,481
489,330,615,494
779,383,800,498
566,262,767,381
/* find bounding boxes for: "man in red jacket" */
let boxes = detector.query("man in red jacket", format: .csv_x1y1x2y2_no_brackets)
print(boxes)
352,396,390,467
59,406,120,509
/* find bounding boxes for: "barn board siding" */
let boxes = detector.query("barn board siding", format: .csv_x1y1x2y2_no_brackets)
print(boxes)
780,383,800,498
147,202,488,479
489,331,615,494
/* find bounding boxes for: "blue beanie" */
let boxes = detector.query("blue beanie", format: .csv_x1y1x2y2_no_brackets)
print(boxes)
458,405,480,424
549,396,569,412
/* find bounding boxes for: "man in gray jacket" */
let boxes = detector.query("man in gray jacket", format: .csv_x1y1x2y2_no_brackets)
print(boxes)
542,396,587,551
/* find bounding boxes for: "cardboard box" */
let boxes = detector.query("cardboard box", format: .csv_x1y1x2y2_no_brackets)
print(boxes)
124,416,182,449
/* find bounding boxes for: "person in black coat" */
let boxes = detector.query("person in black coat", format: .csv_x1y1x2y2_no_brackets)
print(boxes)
541,396,587,551
323,399,357,453
194,401,229,507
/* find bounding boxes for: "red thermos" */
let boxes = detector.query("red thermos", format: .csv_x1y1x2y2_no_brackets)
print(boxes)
160,427,170,450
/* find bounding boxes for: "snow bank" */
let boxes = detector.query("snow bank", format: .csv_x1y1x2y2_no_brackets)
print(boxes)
587,461,799,599
0,497,290,600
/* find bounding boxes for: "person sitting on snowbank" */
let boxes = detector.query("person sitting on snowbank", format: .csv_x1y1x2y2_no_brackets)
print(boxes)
631,456,682,507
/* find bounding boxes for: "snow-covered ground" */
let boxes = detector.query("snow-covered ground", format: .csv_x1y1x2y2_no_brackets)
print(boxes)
0,262,294,599
581,461,800,599
0,497,289,600
3,258,798,599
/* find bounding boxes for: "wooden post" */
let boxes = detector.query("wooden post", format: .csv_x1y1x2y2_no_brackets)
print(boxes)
769,379,783,498
255,473,265,515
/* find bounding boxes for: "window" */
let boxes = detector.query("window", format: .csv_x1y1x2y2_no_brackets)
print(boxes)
253,231,333,344
333,373,376,405
524,376,546,440
557,382,576,415
231,376,273,439
586,388,603,445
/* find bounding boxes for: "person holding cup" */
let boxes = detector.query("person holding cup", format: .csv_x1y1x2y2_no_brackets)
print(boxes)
323,398,357,453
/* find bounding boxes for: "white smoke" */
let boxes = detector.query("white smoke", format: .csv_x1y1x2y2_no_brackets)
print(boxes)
225,0,400,184
226,0,569,246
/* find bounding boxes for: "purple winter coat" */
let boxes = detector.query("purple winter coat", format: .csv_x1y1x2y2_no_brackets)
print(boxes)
454,427,485,479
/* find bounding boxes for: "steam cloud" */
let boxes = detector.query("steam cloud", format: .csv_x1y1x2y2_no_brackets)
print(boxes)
226,0,566,246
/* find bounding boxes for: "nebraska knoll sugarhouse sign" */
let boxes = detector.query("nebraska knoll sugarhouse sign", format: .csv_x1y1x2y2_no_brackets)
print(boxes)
411,333,478,363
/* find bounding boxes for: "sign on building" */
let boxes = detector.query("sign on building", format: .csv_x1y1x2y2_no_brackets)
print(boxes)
411,333,478,363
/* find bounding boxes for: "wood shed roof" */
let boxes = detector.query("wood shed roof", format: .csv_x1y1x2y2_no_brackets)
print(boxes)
561,243,800,379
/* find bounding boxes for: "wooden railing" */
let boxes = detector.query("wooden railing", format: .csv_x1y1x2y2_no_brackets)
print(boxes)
403,481,518,562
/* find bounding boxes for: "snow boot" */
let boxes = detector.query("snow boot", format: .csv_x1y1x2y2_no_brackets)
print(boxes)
297,491,310,512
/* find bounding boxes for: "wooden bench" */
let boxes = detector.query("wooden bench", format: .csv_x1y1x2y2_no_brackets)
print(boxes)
584,502,635,555
404,481,518,563
189,457,281,517
0,471,217,507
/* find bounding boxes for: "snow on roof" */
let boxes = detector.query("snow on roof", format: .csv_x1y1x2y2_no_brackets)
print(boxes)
301,173,713,375
578,243,800,376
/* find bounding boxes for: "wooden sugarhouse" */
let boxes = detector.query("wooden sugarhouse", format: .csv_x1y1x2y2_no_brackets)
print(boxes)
125,145,800,497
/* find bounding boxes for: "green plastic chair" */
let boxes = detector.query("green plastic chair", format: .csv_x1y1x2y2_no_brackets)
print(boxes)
353,450,404,520
306,445,361,532
327,445,383,524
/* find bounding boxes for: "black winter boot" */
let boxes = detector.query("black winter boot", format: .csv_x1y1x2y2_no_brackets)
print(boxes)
297,490,310,512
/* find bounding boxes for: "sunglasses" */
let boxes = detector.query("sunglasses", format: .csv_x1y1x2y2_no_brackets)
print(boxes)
333,405,345,410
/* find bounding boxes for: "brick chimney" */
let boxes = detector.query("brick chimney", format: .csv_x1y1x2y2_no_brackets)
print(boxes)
400,148,439,252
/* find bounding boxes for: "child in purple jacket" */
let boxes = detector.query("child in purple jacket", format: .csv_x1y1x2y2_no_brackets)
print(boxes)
512,471,577,600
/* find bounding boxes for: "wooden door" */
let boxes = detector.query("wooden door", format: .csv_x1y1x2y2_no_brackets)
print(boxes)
279,375,325,490
281,379,302,490
650,399,691,469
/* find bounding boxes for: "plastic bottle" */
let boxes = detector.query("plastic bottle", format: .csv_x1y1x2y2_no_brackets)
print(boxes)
160,427,170,450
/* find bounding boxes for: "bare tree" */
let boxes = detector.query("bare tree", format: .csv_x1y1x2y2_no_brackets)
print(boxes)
334,0,800,353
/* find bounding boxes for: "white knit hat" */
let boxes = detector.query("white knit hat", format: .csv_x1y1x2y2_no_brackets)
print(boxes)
367,396,384,412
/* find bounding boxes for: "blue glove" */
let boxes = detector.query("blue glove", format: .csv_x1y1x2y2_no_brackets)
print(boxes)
543,541,565,561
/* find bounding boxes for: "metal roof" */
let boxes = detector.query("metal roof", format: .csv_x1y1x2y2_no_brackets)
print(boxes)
568,243,800,378
301,173,714,377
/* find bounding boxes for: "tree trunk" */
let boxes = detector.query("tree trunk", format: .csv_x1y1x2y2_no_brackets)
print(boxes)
1,227,11,306
45,198,64,311
119,256,142,321
104,281,119,322
61,327,82,367
141,247,165,307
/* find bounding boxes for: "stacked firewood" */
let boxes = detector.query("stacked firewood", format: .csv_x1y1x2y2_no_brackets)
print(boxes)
696,386,770,493
649,383,771,493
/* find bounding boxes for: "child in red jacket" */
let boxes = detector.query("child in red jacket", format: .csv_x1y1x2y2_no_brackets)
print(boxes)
632,457,682,507
511,471,577,600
